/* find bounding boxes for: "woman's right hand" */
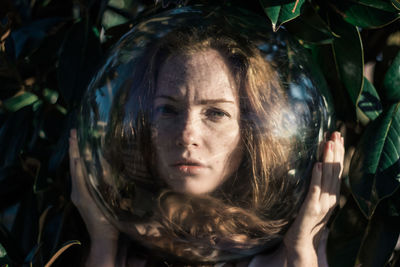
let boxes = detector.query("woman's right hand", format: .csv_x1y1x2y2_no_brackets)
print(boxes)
69,129,119,266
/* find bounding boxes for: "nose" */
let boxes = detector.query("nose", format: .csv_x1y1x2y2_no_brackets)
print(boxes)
176,113,200,148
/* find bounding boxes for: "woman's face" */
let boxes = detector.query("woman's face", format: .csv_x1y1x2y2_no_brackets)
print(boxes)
152,49,243,195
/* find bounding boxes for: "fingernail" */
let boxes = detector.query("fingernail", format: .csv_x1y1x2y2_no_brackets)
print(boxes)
341,137,344,145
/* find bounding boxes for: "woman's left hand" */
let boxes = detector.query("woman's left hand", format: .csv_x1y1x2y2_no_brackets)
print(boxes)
284,131,344,265
250,131,344,267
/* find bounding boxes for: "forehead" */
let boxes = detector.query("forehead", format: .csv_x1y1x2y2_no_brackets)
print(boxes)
155,49,237,101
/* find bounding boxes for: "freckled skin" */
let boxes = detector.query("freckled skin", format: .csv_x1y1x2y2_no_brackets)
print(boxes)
152,49,243,195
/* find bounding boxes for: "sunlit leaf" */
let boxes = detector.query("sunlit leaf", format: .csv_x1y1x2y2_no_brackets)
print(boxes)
392,0,400,10
331,15,364,107
259,0,306,31
383,50,400,102
3,92,38,112
0,243,6,258
0,242,10,265
349,103,400,217
262,5,280,27
42,88,59,104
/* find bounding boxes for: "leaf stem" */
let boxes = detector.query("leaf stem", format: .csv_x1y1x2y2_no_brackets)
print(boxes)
292,0,300,13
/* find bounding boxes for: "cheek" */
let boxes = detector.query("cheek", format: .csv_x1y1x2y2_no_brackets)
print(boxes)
151,126,170,161
152,123,172,143
210,124,242,162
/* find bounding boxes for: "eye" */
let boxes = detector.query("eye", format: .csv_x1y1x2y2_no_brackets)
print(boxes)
205,108,231,121
155,104,178,116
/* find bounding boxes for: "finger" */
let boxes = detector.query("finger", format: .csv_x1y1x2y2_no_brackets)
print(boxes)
308,162,322,201
320,140,334,212
69,129,80,182
70,157,92,205
68,129,89,203
333,133,345,198
333,132,345,178
323,132,343,211
73,157,86,192
69,129,79,160
329,132,342,180
321,140,334,191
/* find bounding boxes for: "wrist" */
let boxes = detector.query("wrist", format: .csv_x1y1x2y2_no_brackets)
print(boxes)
283,240,317,267
86,237,118,267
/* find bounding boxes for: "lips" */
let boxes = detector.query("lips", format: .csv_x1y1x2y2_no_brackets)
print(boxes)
172,159,204,166
170,159,206,174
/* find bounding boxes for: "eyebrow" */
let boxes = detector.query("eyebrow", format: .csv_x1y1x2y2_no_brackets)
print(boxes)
154,95,235,105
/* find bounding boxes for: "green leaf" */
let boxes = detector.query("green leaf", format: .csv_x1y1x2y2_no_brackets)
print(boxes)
0,242,10,265
327,196,368,266
0,223,24,263
11,18,66,59
259,0,306,31
42,88,58,104
285,2,336,44
32,99,43,112
0,166,32,210
24,243,41,264
11,191,38,259
355,189,400,266
334,1,399,28
356,77,382,125
354,0,398,12
48,111,76,172
3,92,38,112
0,243,7,259
383,50,400,102
308,44,357,120
392,0,400,10
349,103,400,217
262,5,280,27
331,16,364,107
57,19,102,107
55,104,67,115
0,109,33,166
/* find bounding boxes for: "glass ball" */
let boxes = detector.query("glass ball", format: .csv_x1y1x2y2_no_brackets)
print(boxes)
78,5,333,264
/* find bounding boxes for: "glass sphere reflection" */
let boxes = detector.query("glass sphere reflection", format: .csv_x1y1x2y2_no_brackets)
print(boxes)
78,5,333,264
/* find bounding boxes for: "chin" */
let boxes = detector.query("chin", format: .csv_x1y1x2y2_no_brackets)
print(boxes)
170,178,217,195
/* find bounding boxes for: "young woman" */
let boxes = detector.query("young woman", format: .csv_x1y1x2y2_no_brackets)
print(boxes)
69,27,344,266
